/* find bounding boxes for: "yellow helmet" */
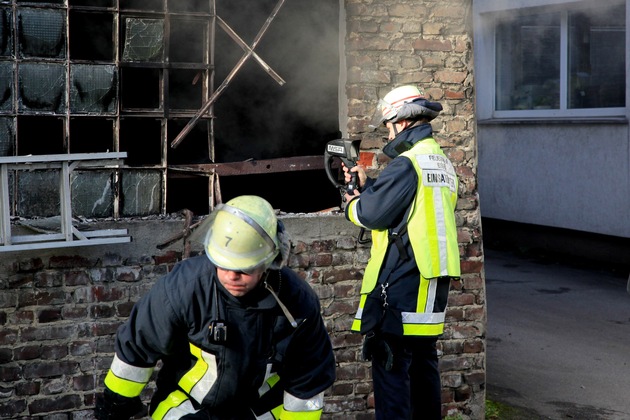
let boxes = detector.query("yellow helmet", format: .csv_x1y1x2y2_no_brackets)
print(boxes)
204,195,279,273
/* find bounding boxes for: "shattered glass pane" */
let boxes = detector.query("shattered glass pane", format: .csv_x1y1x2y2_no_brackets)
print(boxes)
0,117,13,156
18,63,66,113
16,0,65,3
71,171,114,218
121,170,162,216
0,61,13,111
122,18,164,62
18,8,65,58
16,169,60,218
0,8,12,57
70,64,117,114
69,0,115,6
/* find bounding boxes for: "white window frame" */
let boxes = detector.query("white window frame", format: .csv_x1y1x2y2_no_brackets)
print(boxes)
473,0,628,121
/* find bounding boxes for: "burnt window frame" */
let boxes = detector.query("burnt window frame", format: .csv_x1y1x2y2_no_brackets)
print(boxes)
1,0,342,222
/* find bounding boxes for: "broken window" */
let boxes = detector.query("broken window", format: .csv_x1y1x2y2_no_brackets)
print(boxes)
70,64,117,114
17,0,65,4
121,67,161,110
17,170,60,218
0,7,12,57
71,170,115,218
120,0,164,12
121,170,162,216
122,18,164,62
0,62,13,111
2,0,342,227
166,119,210,165
169,69,203,110
18,63,66,113
169,18,206,63
119,118,163,166
18,8,66,59
69,11,114,61
69,0,115,7
69,118,114,154
0,118,13,156
17,116,64,155
167,0,209,14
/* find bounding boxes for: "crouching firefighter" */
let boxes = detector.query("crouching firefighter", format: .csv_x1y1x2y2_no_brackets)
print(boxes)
343,85,461,420
95,195,336,420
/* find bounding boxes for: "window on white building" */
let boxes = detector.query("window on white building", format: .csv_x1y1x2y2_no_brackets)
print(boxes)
475,0,626,119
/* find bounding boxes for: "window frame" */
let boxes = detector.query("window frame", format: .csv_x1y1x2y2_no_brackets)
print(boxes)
473,0,628,121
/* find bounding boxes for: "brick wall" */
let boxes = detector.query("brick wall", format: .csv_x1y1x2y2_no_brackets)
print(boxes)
341,0,484,418
0,0,484,418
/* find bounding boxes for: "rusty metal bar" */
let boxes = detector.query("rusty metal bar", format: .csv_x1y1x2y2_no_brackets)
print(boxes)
169,155,324,176
170,0,288,149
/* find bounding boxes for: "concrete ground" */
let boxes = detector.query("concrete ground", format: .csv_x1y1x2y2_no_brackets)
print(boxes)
484,246,630,420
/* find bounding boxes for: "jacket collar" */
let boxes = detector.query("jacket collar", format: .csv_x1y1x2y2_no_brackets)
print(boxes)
383,123,433,158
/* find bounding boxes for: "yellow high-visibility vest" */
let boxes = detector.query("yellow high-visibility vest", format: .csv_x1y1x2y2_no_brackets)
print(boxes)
350,138,460,336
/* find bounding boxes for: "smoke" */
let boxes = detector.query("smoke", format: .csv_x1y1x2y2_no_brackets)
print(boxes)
212,0,341,162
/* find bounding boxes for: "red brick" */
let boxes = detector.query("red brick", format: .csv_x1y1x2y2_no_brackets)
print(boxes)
14,345,42,361
28,394,82,414
49,255,94,269
38,308,63,323
0,399,27,417
23,360,78,379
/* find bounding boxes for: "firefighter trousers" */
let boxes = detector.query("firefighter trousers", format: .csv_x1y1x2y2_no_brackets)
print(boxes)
371,335,441,420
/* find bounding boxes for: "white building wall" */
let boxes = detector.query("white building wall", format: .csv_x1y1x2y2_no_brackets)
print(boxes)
474,0,630,238
478,123,630,237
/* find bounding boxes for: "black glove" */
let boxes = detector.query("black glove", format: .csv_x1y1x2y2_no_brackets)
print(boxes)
94,388,144,420
362,332,394,371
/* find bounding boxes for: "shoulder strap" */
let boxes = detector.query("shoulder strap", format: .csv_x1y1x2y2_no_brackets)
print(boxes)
387,204,412,261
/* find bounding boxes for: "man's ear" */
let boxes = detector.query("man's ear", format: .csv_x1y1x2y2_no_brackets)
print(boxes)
269,220,291,270
398,120,412,130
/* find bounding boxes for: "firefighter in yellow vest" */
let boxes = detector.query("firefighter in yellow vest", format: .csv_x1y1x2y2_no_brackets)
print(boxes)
94,195,335,419
344,85,460,420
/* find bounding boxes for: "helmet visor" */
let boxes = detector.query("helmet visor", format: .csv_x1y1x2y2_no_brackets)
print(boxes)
203,204,278,273
368,99,394,130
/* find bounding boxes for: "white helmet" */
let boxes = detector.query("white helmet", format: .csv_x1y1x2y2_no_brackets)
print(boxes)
369,85,442,129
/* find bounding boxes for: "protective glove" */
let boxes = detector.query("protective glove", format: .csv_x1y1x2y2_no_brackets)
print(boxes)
94,388,144,420
362,332,394,371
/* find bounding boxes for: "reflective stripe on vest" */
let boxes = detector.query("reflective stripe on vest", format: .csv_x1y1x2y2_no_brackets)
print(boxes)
104,353,153,398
